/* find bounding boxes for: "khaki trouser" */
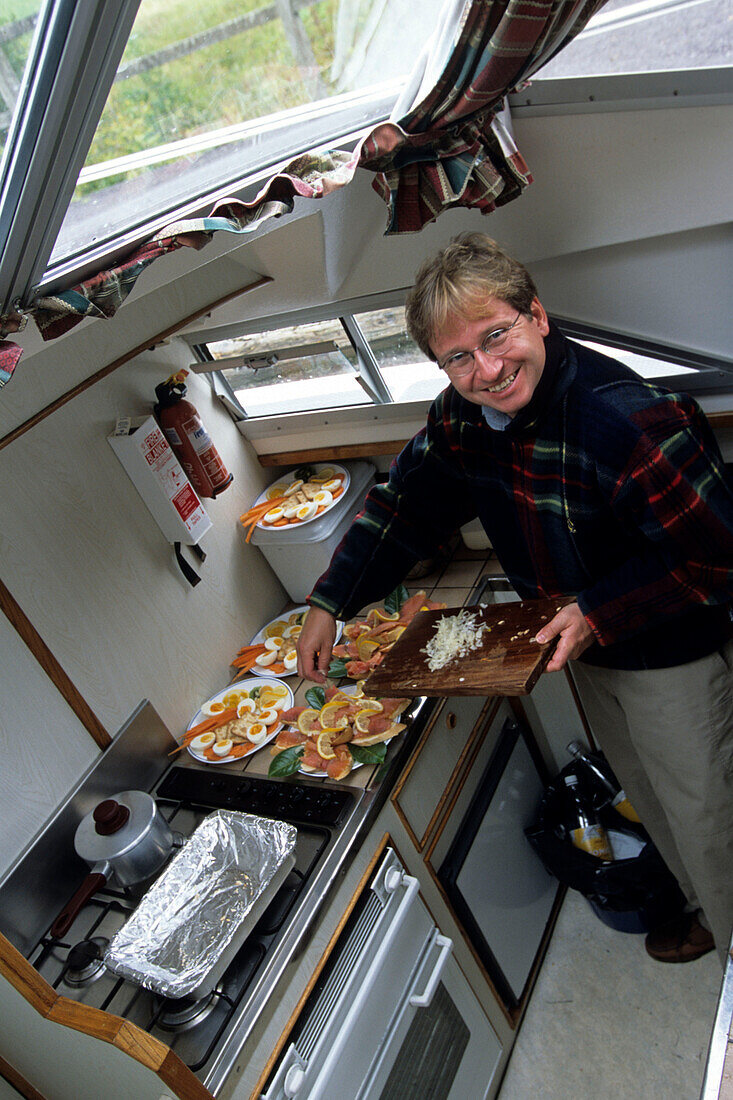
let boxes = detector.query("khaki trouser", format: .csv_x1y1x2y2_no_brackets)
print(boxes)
571,640,733,967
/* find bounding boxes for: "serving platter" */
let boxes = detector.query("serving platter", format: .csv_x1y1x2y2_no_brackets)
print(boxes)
252,463,350,530
248,606,344,678
186,677,294,764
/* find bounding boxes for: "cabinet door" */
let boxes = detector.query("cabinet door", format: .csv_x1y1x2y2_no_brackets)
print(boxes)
392,695,492,849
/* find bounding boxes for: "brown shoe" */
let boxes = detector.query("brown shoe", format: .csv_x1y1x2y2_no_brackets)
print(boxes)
645,911,715,963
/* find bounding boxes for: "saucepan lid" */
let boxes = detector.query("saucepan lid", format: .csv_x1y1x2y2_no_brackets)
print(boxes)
74,790,160,863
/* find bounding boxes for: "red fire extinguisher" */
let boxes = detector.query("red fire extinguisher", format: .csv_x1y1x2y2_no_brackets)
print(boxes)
154,371,233,499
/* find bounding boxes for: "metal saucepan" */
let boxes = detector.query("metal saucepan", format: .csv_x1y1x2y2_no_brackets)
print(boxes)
50,790,174,940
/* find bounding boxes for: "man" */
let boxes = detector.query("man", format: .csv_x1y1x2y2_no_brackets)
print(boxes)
297,233,733,965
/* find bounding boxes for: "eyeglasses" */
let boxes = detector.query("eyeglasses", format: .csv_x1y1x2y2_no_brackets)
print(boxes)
438,312,523,376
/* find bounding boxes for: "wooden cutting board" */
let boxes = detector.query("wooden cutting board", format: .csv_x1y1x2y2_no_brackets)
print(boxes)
364,597,575,697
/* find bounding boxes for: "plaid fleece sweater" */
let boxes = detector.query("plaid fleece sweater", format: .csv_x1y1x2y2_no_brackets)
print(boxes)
309,328,733,669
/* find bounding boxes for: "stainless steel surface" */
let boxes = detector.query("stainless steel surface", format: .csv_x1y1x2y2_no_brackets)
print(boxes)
0,701,176,955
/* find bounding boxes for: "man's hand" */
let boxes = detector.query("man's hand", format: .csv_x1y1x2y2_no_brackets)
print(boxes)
534,602,595,671
297,606,337,683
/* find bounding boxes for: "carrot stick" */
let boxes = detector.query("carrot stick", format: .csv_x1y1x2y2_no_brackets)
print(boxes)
181,707,238,743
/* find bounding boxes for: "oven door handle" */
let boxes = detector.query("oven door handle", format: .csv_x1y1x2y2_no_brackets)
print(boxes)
409,933,453,1008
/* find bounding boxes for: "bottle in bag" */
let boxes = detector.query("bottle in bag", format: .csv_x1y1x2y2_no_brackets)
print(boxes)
566,740,641,823
564,773,614,860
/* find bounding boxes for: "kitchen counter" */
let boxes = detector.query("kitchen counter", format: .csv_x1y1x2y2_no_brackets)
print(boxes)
0,543,499,1100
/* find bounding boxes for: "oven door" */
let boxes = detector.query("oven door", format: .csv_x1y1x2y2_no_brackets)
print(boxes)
262,848,501,1100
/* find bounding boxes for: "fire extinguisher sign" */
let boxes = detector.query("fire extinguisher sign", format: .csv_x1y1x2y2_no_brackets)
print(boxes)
109,416,212,546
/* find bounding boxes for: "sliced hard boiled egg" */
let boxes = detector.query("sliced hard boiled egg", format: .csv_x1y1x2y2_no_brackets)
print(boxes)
201,698,227,717
295,501,318,521
264,636,284,651
212,739,234,757
263,507,284,524
312,489,333,508
283,623,301,638
255,649,278,666
246,722,268,745
236,697,257,717
259,707,280,725
190,732,216,752
283,650,298,671
283,479,304,497
282,502,300,519
322,478,342,493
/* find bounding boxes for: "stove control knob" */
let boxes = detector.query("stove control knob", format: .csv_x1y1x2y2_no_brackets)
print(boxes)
283,1063,306,1097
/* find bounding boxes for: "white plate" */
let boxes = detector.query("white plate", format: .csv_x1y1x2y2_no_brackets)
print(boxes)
248,606,344,678
186,677,294,765
253,463,350,530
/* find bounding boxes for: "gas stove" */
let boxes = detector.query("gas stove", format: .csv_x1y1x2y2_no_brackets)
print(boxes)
27,767,353,1074
0,696,432,1093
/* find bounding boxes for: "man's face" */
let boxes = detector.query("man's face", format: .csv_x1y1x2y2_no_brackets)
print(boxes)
431,297,550,416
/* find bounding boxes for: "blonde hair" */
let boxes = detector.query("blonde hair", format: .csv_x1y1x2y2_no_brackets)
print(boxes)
405,233,538,359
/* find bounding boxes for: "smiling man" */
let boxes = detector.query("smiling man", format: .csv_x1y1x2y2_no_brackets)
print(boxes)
298,232,733,966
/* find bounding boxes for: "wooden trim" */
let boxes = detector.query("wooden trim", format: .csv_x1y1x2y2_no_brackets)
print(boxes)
0,276,272,453
0,932,213,1100
250,834,392,1100
0,576,111,749
257,440,409,467
709,411,733,430
0,1055,48,1100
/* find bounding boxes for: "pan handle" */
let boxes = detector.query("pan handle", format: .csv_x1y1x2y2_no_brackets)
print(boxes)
50,871,108,940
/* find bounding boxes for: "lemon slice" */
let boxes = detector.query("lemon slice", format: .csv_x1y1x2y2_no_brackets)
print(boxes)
367,608,400,625
319,701,349,729
221,690,245,709
354,680,367,698
297,708,322,735
315,731,337,759
265,620,288,638
263,682,290,699
357,700,384,714
356,636,381,662
354,707,383,734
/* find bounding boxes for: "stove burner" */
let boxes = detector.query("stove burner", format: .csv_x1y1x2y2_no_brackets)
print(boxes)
157,987,223,1032
64,937,109,985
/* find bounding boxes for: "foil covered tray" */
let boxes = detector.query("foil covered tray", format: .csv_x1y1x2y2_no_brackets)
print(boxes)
104,809,297,999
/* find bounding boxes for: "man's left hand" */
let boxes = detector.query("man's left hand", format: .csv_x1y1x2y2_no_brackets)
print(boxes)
534,602,595,671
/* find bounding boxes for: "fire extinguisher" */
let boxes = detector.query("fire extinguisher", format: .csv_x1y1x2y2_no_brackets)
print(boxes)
154,371,233,499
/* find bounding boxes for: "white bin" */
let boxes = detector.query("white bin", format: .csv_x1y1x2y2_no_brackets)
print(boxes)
249,460,376,602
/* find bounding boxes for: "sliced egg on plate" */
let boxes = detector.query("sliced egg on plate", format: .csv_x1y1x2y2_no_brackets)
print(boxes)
212,738,234,757
201,699,227,717
189,732,216,752
312,489,333,508
236,697,257,717
246,722,268,745
296,501,318,521
283,479,303,497
322,478,342,493
259,707,280,725
255,649,278,666
264,636,284,651
282,502,300,519
263,507,284,523
283,650,298,671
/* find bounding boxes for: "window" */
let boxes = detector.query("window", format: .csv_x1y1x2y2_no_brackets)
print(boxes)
534,0,731,79
196,295,723,424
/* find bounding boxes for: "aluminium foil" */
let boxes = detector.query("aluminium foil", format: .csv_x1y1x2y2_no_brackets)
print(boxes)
104,809,297,999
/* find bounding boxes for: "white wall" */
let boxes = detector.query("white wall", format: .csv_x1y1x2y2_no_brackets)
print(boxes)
0,341,286,877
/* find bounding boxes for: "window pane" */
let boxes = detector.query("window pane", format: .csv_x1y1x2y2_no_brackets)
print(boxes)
573,338,696,379
536,0,730,79
354,305,446,403
49,0,448,266
0,3,43,163
210,318,372,416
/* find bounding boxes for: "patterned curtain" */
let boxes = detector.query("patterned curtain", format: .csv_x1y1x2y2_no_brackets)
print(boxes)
0,0,606,382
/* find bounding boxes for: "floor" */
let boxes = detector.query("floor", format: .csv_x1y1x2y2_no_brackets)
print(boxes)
401,543,725,1100
498,888,722,1100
